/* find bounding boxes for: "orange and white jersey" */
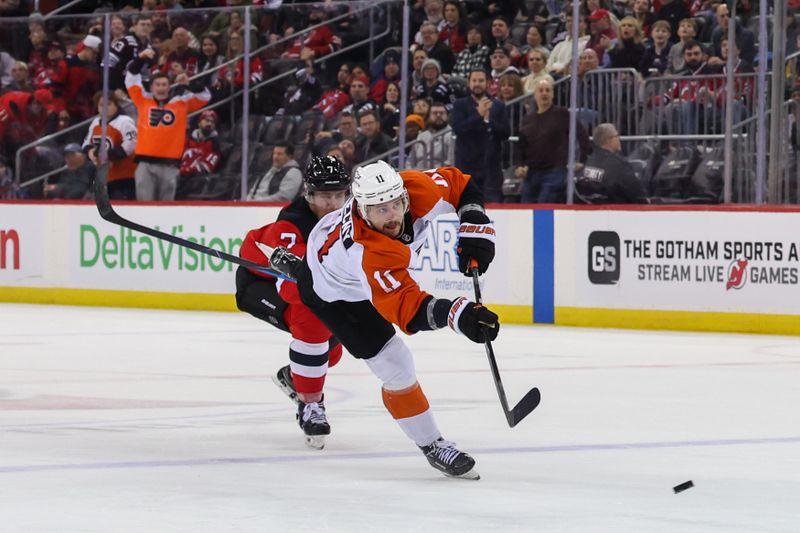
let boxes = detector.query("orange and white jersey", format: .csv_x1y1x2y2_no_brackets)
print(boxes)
305,167,472,334
82,113,138,182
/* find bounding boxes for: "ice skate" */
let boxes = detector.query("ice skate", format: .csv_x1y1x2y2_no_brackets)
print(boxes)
419,438,480,480
297,399,330,450
271,365,300,405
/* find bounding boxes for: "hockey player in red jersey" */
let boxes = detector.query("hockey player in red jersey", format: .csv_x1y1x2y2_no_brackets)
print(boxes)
266,160,498,479
236,156,351,449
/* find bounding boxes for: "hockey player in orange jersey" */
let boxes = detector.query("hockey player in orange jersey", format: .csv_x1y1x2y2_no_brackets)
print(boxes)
266,160,499,480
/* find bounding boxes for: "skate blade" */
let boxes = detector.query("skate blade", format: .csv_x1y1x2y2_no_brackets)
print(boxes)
271,375,300,406
445,468,480,481
305,435,326,450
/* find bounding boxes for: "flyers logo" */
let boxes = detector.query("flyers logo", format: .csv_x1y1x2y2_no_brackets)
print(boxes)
148,108,176,127
726,259,748,290
317,223,342,263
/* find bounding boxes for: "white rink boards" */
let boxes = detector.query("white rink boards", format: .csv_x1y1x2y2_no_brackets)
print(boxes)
1,304,799,532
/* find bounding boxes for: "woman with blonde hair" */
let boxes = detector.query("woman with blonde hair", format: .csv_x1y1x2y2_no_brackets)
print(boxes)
522,47,554,94
606,16,645,70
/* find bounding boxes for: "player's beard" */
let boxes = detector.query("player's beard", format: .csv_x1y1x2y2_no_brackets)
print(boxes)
383,218,403,238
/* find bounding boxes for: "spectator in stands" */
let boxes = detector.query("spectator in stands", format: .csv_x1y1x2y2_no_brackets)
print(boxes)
655,0,691,37
371,50,403,105
516,78,591,203
497,72,524,105
338,138,356,172
248,141,303,201
547,12,590,76
64,35,102,122
411,48,429,90
161,27,200,81
488,46,520,97
486,17,521,63
630,0,655,38
314,111,358,154
106,15,155,93
43,143,95,200
110,15,128,48
587,9,617,65
5,61,34,93
452,25,490,80
282,4,342,61
0,46,13,89
522,47,554,94
324,143,345,165
25,25,49,83
518,25,549,64
34,42,68,101
313,63,352,120
667,18,698,74
0,89,57,156
578,122,648,203
407,102,453,168
706,35,753,124
418,21,455,74
404,113,425,147
127,49,210,201
84,92,138,201
413,96,433,122
380,81,402,138
354,109,395,163
278,60,324,116
413,0,446,45
415,58,454,105
223,30,263,92
197,35,228,106
470,1,519,29
440,0,467,54
451,68,510,202
341,75,377,117
607,17,646,69
639,20,673,76
180,109,221,181
710,3,756,66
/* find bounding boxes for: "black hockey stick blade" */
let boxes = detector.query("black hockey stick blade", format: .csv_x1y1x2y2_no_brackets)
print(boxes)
470,260,540,427
92,164,294,281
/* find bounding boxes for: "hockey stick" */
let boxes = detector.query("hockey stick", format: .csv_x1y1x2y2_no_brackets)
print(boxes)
470,259,540,427
92,164,294,281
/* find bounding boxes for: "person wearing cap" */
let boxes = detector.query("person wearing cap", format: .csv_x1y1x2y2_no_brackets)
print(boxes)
43,143,95,200
587,8,617,65
488,45,520,97
83,91,138,201
413,57,454,106
340,74,377,117
370,49,403,105
63,34,101,121
451,68,510,202
179,110,221,183
32,42,68,106
418,21,455,74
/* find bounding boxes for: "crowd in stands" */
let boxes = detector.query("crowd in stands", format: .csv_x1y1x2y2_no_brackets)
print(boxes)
0,0,792,204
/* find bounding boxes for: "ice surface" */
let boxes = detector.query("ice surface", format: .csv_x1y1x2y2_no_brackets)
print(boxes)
1,303,799,532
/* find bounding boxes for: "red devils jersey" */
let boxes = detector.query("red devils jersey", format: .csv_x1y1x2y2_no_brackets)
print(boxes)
240,197,319,304
179,130,221,177
305,167,472,333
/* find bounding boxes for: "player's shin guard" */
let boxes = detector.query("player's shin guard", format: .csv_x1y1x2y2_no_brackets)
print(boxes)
289,339,329,404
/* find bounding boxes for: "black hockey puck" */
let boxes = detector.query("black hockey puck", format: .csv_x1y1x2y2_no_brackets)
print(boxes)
673,480,694,494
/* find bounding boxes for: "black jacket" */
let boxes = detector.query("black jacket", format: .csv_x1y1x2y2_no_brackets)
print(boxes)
580,147,648,204
450,95,510,176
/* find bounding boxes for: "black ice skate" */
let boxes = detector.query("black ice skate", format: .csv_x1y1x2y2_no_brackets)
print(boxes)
271,365,300,405
297,399,330,450
419,438,480,480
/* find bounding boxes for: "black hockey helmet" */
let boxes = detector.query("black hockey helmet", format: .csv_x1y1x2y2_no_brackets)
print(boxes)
305,156,351,192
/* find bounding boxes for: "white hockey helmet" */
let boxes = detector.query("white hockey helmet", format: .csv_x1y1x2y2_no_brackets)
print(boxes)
352,160,408,219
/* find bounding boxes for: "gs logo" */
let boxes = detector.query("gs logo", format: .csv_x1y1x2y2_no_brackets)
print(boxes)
588,231,620,285
148,108,176,127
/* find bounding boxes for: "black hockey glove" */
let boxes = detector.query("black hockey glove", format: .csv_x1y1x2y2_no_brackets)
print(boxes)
456,207,495,276
447,297,500,343
268,246,304,281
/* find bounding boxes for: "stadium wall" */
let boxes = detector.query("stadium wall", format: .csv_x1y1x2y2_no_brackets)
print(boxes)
2,202,799,335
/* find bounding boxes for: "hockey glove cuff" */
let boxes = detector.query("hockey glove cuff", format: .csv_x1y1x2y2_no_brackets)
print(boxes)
447,296,500,343
457,206,495,276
